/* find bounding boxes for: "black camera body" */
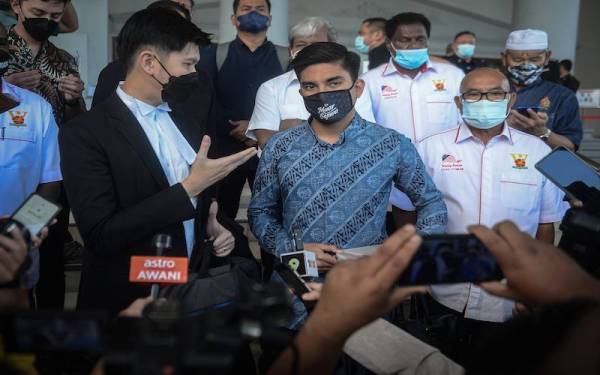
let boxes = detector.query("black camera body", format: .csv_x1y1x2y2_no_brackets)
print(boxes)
558,187,600,278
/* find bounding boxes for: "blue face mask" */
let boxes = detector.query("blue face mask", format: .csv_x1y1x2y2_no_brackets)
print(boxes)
457,44,475,59
237,11,270,33
354,36,369,54
392,47,429,70
461,99,510,129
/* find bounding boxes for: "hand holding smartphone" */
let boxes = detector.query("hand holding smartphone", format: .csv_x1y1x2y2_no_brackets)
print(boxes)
1,194,62,239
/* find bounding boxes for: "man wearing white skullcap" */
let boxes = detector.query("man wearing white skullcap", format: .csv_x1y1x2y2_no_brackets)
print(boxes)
502,29,582,150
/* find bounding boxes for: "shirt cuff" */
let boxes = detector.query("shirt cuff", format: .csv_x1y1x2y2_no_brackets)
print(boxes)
40,171,63,184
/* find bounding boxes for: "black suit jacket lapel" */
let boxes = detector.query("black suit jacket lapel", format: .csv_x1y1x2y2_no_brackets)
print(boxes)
107,93,170,189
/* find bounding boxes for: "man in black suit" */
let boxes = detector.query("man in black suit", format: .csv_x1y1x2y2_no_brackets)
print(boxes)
59,8,257,315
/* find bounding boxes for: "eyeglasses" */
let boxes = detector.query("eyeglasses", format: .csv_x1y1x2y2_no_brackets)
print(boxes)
461,91,510,103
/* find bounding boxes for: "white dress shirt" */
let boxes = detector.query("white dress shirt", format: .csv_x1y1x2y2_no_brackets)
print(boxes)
417,122,567,322
0,79,62,216
361,58,465,209
116,86,197,256
246,70,375,141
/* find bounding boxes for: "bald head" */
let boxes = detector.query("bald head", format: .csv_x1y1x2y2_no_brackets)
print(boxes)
460,68,510,93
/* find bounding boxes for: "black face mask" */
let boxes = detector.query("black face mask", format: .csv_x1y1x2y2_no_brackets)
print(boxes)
22,17,59,42
302,84,355,125
152,58,199,103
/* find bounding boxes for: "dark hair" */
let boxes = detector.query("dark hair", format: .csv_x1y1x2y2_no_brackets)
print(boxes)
454,30,476,41
362,17,387,32
560,59,573,71
20,0,69,4
117,8,211,73
385,12,431,39
146,0,191,21
233,0,271,13
292,42,361,82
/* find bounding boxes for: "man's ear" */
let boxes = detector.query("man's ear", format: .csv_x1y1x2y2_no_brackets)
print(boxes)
454,95,463,113
500,51,508,68
507,92,517,111
10,0,21,17
354,78,365,99
138,50,158,76
230,14,238,28
544,50,552,66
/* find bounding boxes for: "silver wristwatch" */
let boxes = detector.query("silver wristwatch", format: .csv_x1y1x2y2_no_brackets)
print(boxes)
539,128,552,140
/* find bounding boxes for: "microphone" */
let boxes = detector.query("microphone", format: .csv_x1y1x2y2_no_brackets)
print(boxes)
129,234,189,299
280,230,319,278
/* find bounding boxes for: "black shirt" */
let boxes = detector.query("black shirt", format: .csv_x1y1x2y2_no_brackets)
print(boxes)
447,54,487,74
560,74,580,93
368,43,390,70
202,37,284,155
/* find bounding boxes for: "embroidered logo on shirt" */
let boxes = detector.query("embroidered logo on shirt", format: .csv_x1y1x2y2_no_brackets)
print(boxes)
511,153,529,169
8,110,28,127
441,154,463,171
381,85,398,99
539,96,551,110
432,79,446,92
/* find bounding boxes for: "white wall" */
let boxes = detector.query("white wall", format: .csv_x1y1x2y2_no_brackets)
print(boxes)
575,0,600,88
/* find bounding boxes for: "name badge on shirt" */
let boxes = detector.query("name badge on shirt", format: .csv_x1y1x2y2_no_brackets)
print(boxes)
441,154,464,171
380,85,399,100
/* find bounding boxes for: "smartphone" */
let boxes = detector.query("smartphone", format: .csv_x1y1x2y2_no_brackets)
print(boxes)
514,106,542,117
397,234,503,286
0,310,105,354
535,146,600,204
274,262,312,297
10,193,62,237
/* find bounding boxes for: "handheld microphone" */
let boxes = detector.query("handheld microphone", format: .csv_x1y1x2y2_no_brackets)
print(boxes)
280,230,319,278
129,234,188,299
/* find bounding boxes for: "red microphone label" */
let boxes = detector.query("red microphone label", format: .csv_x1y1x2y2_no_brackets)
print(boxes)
129,256,189,284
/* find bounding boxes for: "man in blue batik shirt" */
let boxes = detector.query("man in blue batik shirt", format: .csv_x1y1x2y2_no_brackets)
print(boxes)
249,42,447,279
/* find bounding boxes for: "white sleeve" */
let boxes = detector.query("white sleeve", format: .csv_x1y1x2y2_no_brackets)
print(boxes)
356,88,375,123
40,100,62,183
247,80,280,141
539,176,568,224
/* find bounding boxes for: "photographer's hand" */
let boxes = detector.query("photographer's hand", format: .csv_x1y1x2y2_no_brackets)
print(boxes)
269,225,426,375
470,221,600,306
0,229,28,285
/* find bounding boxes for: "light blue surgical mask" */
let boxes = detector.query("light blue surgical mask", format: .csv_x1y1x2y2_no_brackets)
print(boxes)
354,36,369,54
457,43,475,59
461,99,510,129
391,47,429,70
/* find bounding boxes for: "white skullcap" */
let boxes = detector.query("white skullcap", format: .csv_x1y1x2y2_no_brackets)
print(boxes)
505,29,548,51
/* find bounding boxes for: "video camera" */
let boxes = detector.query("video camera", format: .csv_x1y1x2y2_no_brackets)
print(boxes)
535,146,600,277
0,281,294,374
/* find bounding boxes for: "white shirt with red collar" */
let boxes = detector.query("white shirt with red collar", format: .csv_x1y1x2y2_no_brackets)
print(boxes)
417,122,567,322
360,58,465,143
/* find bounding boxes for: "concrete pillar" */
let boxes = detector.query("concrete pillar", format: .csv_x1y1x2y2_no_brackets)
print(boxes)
218,0,289,46
512,0,580,62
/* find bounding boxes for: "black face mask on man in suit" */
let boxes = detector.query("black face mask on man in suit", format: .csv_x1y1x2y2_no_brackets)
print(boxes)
151,56,199,104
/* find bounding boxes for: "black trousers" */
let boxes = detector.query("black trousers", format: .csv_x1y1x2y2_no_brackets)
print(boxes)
422,294,506,370
217,156,258,220
35,184,68,309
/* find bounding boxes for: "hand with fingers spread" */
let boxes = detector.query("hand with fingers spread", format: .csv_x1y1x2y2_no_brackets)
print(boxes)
206,201,235,258
182,135,257,197
0,229,29,285
308,225,426,337
470,221,600,306
4,70,42,91
304,243,341,271
268,225,427,375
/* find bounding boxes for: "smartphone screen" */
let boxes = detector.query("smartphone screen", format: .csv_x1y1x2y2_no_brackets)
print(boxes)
535,147,600,203
11,194,61,236
274,263,311,297
398,235,503,285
